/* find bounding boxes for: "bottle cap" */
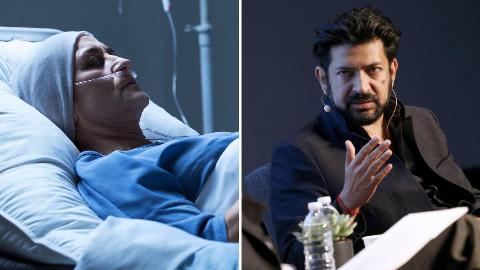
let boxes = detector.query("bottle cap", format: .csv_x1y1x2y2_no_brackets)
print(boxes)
308,202,322,211
318,196,331,204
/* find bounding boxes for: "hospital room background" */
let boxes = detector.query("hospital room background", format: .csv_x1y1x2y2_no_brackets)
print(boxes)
2,0,239,133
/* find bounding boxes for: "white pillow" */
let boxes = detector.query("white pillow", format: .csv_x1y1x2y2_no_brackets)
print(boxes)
0,39,35,83
0,81,101,263
0,38,199,139
140,100,199,141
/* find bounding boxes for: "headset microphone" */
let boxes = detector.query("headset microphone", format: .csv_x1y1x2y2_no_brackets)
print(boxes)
324,104,332,112
321,94,331,112
386,87,398,128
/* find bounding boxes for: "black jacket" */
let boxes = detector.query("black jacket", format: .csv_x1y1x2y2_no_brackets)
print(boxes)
269,102,480,268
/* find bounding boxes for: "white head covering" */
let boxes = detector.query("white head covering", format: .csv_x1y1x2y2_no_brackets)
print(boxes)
9,31,91,142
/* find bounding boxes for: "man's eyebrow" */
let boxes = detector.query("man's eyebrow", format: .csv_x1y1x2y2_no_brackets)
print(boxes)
364,62,383,68
335,62,384,70
335,66,355,70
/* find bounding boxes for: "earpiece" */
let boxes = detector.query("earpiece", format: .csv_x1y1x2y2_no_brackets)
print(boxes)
386,87,398,128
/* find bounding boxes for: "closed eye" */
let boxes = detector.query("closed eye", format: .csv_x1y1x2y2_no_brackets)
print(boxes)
86,56,105,69
80,46,112,70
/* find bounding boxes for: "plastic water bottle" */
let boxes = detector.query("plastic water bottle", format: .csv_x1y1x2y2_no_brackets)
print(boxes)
317,196,339,217
302,200,336,270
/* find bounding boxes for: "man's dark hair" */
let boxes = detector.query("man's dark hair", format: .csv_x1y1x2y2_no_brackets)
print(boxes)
313,7,401,71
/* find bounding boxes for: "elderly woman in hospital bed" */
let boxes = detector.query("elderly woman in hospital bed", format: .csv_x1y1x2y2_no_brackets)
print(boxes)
9,31,239,243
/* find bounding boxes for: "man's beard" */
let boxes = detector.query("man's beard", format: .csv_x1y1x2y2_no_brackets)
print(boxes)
344,91,389,125
328,82,392,126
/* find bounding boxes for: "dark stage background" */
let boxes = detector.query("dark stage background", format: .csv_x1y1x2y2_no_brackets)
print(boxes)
243,0,480,179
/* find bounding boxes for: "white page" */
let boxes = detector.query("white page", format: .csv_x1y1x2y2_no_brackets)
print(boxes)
339,207,468,270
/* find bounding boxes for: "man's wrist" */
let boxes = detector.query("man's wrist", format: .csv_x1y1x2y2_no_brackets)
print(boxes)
336,195,360,217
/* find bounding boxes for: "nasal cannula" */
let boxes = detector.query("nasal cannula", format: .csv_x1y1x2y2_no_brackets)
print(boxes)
74,70,137,86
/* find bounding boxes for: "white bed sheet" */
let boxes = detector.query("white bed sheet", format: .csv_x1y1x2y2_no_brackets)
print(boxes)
195,138,239,216
75,216,239,270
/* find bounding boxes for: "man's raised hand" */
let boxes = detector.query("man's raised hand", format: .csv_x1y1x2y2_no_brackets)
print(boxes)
339,136,393,211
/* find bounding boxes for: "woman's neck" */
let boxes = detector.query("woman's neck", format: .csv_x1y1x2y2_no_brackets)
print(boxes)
75,124,151,155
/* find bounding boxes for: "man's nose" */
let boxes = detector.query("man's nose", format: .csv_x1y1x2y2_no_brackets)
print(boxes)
109,56,133,73
351,71,371,94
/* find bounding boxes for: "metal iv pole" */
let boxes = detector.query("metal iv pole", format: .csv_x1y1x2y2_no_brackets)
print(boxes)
186,0,214,133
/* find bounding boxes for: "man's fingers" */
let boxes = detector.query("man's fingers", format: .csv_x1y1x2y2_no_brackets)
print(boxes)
371,163,393,185
363,140,391,169
345,140,356,166
365,149,392,177
353,136,380,165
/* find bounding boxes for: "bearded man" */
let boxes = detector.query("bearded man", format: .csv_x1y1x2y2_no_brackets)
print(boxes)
269,7,480,268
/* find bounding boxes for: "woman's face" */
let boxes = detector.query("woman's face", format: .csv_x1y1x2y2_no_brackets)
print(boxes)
73,35,149,129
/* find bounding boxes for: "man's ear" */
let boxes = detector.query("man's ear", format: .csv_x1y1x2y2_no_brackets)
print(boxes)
390,58,399,87
314,66,328,95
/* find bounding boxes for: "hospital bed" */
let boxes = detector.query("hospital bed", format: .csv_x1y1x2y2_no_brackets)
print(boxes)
0,26,239,269
0,27,61,41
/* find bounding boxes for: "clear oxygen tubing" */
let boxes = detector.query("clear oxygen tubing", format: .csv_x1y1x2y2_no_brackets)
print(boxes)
116,0,190,126
165,9,190,126
74,70,137,86
118,0,123,15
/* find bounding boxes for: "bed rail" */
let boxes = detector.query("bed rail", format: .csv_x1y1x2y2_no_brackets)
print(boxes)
0,27,61,42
